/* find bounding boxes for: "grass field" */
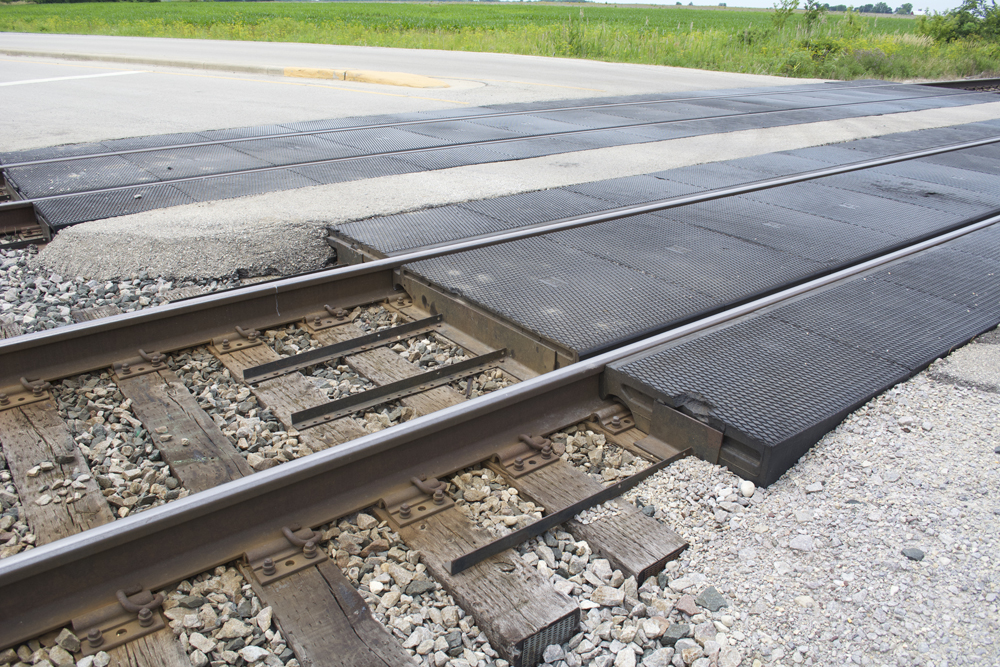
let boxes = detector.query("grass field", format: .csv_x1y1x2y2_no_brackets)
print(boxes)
0,1,997,80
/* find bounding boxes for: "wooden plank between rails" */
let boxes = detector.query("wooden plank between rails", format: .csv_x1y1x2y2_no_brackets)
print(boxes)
242,560,415,667
116,369,253,493
0,401,114,544
393,506,579,667
106,630,189,667
495,459,687,584
312,321,464,416
215,345,368,453
69,305,253,493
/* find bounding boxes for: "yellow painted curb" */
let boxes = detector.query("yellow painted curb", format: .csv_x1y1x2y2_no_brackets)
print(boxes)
283,66,449,89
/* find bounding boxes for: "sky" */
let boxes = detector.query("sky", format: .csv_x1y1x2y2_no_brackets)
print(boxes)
591,0,961,13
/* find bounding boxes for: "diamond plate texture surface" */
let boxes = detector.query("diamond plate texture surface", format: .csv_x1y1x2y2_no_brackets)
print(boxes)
289,156,418,185
607,224,1000,485
742,182,967,236
404,120,523,143
408,236,717,353
393,145,519,171
320,127,451,154
123,145,274,180
652,196,900,264
35,185,195,228
878,246,1000,308
171,169,322,203
614,315,906,450
5,156,159,196
550,213,825,301
332,206,518,256
769,276,998,369
564,175,705,206
468,115,589,135
225,135,360,167
460,188,611,226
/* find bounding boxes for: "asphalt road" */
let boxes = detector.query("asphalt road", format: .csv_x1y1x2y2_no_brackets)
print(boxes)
0,33,818,151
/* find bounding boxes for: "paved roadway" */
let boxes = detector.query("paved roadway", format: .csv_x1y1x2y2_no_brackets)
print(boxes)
0,33,819,151
1,33,1000,279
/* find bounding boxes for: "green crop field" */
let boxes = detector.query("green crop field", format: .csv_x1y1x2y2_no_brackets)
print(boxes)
0,1,997,80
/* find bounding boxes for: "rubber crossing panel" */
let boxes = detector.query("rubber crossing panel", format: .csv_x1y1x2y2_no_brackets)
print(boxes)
335,121,1000,359
604,224,1000,486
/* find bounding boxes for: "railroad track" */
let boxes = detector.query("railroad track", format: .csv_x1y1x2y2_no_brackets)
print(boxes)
1,125,1000,666
1,79,998,247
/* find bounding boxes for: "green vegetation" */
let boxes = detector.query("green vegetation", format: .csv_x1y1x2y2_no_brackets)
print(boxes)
0,1,997,80
919,0,1000,41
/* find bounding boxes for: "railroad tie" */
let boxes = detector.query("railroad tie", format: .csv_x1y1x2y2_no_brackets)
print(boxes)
241,557,416,667
70,305,253,492
0,401,114,544
215,343,369,452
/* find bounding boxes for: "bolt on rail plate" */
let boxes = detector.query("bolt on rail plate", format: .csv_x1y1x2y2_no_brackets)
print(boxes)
246,526,329,586
112,350,168,381
494,434,565,478
0,379,51,412
208,326,264,356
591,403,635,434
376,476,455,529
303,305,361,333
72,588,165,657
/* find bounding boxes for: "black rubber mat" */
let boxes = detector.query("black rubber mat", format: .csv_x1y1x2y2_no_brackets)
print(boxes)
332,206,515,256
171,169,322,203
407,236,718,353
321,127,449,154
604,224,1000,486
369,120,1000,362
7,155,160,196
651,196,902,264
34,184,195,228
459,188,612,227
564,174,704,207
4,81,997,228
550,213,826,299
289,156,417,186
123,145,274,180
393,145,520,171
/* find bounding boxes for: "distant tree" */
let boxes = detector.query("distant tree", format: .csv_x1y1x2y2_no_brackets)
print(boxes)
772,0,799,28
919,0,1000,40
804,0,828,27
719,2,727,5
872,1,892,11
895,2,913,12
828,4,849,9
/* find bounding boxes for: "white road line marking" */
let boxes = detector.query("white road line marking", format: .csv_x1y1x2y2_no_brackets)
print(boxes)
0,71,144,87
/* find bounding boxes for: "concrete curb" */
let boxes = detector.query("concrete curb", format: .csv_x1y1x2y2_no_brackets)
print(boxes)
283,67,449,88
0,49,449,88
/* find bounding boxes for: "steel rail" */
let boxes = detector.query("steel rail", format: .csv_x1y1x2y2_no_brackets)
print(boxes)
0,80,956,170
1,211,997,649
1,87,995,209
0,133,997,388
